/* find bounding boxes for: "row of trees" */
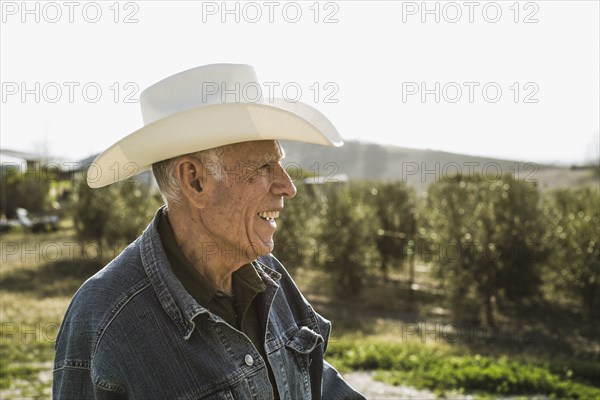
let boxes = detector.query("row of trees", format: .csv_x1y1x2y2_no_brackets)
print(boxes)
44,170,598,328
274,176,598,327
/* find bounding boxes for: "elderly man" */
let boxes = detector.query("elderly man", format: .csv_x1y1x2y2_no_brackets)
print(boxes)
53,64,365,399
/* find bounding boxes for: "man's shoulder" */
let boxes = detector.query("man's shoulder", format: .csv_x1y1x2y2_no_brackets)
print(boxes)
79,238,148,301
54,237,155,371
59,238,151,335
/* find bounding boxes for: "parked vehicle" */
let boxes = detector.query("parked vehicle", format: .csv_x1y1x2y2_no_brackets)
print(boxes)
15,208,59,233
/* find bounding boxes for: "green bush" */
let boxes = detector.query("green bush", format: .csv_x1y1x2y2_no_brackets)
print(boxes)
317,182,381,297
0,165,52,217
421,174,547,323
273,183,320,269
73,174,162,256
355,181,417,279
543,187,600,333
327,337,600,399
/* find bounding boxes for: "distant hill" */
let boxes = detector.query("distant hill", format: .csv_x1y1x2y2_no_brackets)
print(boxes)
15,141,593,195
280,140,599,194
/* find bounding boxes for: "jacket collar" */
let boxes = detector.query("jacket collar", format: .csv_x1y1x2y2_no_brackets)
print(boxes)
139,207,282,340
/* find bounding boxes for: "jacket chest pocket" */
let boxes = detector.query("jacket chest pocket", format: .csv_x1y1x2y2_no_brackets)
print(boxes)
284,326,324,371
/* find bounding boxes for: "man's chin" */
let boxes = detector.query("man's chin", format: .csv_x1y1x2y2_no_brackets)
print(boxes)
264,241,275,254
245,240,274,259
259,241,274,256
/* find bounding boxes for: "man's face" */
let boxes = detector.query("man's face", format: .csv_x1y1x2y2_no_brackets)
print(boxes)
200,140,296,263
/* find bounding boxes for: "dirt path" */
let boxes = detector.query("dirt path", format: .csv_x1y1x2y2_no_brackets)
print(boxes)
341,372,551,400
342,371,438,399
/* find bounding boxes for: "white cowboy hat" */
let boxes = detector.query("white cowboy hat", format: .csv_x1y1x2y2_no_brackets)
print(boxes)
87,63,343,188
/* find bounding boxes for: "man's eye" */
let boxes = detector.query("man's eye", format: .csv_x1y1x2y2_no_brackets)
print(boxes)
260,164,270,169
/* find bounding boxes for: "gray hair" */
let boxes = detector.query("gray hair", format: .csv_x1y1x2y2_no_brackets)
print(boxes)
152,147,225,206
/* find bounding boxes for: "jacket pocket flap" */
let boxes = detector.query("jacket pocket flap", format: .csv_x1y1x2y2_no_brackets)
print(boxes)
285,326,324,354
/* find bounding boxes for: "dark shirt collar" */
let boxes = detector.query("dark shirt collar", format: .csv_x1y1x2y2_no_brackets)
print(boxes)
140,206,279,340
158,209,218,305
158,208,266,306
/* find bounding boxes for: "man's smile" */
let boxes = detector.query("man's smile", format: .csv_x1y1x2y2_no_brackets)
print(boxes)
257,210,280,222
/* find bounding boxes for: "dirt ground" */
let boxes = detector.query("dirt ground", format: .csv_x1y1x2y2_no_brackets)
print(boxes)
342,371,438,400
341,372,551,400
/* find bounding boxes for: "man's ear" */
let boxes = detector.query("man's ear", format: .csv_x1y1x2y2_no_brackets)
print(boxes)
176,156,208,208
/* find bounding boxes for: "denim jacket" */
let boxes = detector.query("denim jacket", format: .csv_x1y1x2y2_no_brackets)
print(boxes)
53,210,365,400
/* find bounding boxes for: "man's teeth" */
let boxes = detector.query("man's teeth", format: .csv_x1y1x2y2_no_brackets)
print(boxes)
258,211,280,220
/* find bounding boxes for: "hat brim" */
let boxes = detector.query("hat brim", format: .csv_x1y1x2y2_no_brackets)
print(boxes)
87,99,342,188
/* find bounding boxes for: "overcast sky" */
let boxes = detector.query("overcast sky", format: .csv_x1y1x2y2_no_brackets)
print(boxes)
1,0,599,165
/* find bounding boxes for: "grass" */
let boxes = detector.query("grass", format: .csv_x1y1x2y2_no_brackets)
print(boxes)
0,290,68,398
0,221,100,399
327,335,600,399
1,223,599,399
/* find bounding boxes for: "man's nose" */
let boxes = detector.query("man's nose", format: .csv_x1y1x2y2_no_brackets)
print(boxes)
271,165,297,199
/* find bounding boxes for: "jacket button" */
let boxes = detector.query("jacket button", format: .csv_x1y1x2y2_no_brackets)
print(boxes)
244,354,254,366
